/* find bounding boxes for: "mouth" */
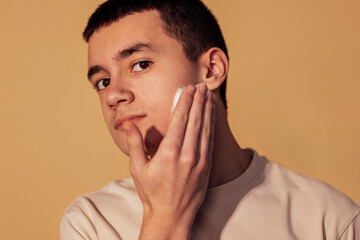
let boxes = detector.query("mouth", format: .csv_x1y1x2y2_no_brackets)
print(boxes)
115,114,146,130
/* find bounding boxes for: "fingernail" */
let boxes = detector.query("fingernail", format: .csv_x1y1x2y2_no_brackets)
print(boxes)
207,91,213,102
197,83,207,94
170,87,185,115
187,85,196,95
206,89,210,97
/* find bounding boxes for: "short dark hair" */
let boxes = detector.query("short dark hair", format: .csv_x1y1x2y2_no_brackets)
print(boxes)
83,0,229,109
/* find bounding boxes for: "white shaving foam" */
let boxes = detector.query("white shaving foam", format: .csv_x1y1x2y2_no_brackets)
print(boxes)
170,87,185,115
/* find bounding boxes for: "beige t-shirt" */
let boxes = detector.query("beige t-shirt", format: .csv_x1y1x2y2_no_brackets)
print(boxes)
60,150,360,239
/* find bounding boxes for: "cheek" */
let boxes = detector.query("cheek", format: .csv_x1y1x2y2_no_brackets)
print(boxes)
142,94,172,129
100,101,112,128
150,100,172,128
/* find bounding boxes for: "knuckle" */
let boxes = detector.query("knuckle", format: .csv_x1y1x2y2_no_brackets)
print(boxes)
194,95,205,105
181,151,196,166
197,158,206,169
204,123,211,137
191,116,201,128
180,161,194,174
203,161,212,175
197,161,207,173
173,111,188,125
195,163,210,178
163,145,179,159
128,136,140,148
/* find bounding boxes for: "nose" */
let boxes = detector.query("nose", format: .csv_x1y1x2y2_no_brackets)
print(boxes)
105,80,134,110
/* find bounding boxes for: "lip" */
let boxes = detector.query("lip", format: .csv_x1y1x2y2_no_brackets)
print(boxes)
114,114,146,130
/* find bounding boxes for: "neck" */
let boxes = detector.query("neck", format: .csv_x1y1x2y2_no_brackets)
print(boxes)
208,100,252,188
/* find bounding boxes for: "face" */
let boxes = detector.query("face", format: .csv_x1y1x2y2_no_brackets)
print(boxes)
87,10,201,156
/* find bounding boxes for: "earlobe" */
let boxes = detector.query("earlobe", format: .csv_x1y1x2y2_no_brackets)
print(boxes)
200,47,229,91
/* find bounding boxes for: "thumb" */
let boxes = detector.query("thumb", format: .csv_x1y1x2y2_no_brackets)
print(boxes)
123,121,148,174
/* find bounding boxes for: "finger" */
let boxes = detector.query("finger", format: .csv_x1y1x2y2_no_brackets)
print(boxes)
197,91,215,170
181,83,208,160
160,85,196,150
123,121,148,174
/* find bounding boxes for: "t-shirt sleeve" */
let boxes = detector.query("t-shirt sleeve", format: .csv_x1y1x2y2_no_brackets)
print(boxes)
60,197,98,240
340,211,360,240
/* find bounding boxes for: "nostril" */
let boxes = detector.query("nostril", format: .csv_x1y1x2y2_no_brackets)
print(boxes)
107,89,135,109
110,99,128,110
118,99,127,103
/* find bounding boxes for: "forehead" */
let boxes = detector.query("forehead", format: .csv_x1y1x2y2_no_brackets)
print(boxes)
87,10,180,63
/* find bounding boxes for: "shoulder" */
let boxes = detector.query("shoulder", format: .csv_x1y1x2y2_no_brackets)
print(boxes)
261,154,359,235
265,158,358,209
62,177,139,216
60,178,142,239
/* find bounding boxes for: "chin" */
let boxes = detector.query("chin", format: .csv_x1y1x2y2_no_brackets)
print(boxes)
112,126,164,158
116,140,159,159
116,142,130,156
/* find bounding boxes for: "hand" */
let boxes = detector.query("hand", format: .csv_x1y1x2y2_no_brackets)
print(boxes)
123,84,215,239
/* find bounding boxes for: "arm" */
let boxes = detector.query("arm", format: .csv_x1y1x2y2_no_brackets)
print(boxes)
60,196,124,240
340,211,360,240
60,198,99,240
124,84,215,239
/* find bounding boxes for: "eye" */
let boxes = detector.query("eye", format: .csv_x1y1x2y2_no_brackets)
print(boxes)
132,61,152,72
95,78,110,91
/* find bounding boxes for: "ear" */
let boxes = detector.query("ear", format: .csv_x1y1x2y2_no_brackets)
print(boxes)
198,47,229,91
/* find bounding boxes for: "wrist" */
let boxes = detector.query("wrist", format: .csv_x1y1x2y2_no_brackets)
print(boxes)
139,208,194,240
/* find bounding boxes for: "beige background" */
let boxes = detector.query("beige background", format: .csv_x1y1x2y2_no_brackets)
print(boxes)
0,0,359,239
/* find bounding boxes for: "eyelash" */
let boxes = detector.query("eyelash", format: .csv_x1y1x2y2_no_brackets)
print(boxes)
94,78,110,91
92,60,153,91
131,60,152,72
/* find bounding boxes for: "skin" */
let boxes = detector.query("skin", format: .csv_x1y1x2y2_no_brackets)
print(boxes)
88,10,200,157
87,10,251,239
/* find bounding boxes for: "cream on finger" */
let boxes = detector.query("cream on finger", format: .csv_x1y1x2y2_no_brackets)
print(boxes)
170,84,210,116
170,87,185,116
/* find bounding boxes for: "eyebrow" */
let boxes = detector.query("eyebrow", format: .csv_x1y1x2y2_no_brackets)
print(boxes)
87,43,156,80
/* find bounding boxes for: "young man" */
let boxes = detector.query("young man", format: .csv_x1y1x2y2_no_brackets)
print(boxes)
61,0,359,239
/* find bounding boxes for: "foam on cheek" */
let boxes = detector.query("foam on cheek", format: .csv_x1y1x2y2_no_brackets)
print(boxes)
170,87,185,116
